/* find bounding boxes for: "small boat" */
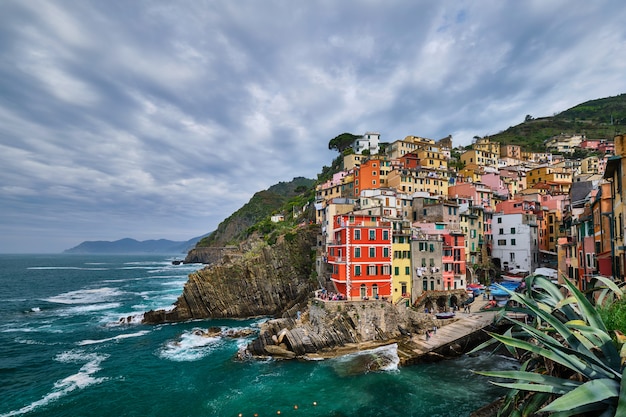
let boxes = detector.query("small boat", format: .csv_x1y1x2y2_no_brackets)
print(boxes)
501,268,529,282
435,312,455,319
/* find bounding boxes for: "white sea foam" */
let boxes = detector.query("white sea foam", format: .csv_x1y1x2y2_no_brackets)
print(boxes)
159,328,222,362
333,343,400,373
62,302,122,315
0,351,108,417
44,287,124,305
105,312,145,326
77,330,150,346
31,307,41,312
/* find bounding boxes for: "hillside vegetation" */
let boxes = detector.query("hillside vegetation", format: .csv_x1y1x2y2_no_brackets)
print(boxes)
488,93,626,151
195,177,316,248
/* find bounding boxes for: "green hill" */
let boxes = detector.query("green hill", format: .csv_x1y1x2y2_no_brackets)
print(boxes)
195,176,315,248
488,93,626,151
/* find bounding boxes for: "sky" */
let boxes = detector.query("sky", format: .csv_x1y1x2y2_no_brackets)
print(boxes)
1,0,626,253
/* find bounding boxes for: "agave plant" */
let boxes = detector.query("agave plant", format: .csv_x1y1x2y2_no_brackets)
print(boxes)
471,274,626,417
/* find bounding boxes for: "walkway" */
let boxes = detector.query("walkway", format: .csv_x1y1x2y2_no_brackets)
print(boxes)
397,310,499,364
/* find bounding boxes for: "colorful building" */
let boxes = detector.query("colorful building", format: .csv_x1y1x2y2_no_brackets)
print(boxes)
326,213,392,300
391,219,412,304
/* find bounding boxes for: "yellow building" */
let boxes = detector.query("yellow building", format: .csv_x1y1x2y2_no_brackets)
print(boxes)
580,156,599,174
386,136,435,159
460,149,498,169
415,146,448,171
343,154,367,171
473,137,501,155
391,220,412,304
526,166,572,193
387,168,449,196
458,167,482,183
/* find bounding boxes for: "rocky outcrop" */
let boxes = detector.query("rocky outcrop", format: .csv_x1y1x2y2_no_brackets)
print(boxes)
183,246,239,264
241,299,434,359
143,225,319,323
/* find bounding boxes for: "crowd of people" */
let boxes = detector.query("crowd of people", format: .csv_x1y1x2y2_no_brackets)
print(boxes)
315,289,345,301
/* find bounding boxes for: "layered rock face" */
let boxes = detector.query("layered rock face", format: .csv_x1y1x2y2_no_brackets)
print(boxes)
143,225,319,323
242,299,431,359
183,246,238,264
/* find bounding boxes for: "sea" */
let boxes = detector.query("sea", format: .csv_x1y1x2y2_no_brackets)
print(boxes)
0,254,514,417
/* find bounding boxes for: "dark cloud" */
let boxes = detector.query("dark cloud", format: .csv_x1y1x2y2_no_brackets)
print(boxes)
1,0,625,252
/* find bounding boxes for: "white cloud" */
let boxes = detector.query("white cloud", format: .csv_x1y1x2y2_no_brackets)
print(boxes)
1,0,626,252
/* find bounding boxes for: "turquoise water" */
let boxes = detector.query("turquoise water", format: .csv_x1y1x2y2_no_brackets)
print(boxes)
0,254,512,417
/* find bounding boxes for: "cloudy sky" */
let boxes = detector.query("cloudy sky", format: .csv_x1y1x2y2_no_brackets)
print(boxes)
1,0,626,253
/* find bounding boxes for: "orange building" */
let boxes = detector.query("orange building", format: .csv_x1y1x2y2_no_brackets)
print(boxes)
326,213,392,300
354,158,384,196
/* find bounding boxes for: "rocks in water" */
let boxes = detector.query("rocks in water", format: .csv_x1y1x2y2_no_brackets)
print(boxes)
241,300,427,360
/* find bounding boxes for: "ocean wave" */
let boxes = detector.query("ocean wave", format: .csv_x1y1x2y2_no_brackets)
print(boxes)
44,287,125,305
158,328,222,362
332,343,400,375
77,330,150,346
102,312,145,327
0,351,108,417
61,302,122,315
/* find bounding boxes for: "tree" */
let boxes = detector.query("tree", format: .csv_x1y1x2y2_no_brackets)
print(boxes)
328,133,359,154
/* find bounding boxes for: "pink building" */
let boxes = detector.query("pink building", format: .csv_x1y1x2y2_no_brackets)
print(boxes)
481,172,510,199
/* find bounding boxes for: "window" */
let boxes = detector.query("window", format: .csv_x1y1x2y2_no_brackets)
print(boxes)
497,217,502,223
510,253,515,262
369,230,376,240
383,230,389,240
355,265,361,276
499,228,504,235
429,258,435,267
369,247,376,258
510,227,515,234
429,244,435,252
511,239,516,246
394,266,399,276
382,265,391,275
405,266,410,275
354,229,361,240
497,239,506,245
368,265,377,275
383,247,389,257
354,247,361,258
421,258,426,267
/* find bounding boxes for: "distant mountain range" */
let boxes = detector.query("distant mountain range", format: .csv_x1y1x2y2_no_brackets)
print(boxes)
63,235,208,254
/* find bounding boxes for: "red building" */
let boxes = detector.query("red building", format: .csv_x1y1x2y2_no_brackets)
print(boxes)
326,213,392,300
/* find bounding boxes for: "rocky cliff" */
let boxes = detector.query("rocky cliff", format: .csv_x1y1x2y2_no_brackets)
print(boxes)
143,224,319,323
183,246,239,264
242,299,432,360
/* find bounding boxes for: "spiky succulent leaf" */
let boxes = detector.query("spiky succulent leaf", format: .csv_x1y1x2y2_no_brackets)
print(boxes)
538,378,620,413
